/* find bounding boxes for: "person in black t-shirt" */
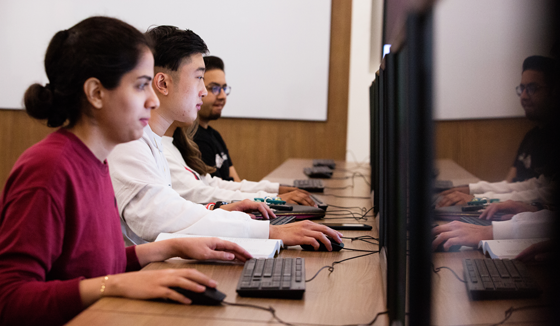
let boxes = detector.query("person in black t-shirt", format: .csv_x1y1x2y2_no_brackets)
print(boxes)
507,56,557,182
437,55,558,208
193,122,234,181
193,56,238,181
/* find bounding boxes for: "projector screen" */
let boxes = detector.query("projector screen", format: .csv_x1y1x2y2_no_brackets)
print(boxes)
0,0,331,121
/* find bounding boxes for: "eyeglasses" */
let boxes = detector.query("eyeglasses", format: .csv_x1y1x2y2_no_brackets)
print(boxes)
515,84,547,97
206,85,231,96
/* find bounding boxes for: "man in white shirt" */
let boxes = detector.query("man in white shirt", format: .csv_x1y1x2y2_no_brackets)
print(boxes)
108,25,341,249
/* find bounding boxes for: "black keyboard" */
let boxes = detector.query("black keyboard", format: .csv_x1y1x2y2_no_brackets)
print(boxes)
294,179,324,192
460,216,493,226
304,166,333,178
463,258,541,300
236,258,306,299
270,215,296,225
312,159,336,169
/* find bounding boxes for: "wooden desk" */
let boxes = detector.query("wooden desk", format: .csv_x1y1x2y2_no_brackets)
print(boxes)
68,159,386,325
68,159,551,325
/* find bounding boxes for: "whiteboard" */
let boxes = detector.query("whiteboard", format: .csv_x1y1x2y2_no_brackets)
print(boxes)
433,0,553,120
0,0,331,121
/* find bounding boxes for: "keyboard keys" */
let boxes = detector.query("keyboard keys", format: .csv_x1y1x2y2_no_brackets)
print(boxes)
236,258,305,299
270,215,296,225
462,258,541,300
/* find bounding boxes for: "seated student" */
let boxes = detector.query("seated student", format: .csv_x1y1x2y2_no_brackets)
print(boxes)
165,121,315,205
436,174,556,208
191,56,237,182
0,17,252,326
438,56,558,207
107,25,341,248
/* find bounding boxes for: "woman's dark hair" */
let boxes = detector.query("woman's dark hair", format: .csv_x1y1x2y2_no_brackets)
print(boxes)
172,122,216,176
24,16,153,128
203,56,225,72
146,26,208,71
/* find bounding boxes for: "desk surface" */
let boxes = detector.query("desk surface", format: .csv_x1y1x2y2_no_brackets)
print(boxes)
68,159,385,326
68,159,549,325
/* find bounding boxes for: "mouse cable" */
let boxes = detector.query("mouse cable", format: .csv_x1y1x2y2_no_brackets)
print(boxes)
320,194,371,199
305,251,379,283
221,301,295,326
324,210,369,221
489,304,550,326
328,204,370,214
342,235,379,246
342,310,388,326
223,301,388,326
431,263,466,283
326,172,372,188
324,174,356,190
329,206,373,218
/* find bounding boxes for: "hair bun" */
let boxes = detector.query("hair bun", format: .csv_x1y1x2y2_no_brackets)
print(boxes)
24,83,64,126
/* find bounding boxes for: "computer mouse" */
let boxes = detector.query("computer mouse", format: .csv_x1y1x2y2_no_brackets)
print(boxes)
170,286,226,305
301,237,344,251
434,241,461,252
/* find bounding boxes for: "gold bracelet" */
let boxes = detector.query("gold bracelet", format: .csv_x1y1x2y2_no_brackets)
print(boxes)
100,276,109,297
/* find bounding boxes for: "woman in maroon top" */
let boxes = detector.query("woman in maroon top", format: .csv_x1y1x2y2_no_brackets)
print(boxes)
0,16,251,326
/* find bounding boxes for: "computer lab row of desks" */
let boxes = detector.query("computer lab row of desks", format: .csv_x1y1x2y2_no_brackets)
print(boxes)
67,159,551,326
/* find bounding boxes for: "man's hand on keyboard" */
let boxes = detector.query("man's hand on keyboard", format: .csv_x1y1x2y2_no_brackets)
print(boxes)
278,189,316,207
432,221,493,250
220,199,276,219
436,191,474,208
269,220,342,250
479,200,537,220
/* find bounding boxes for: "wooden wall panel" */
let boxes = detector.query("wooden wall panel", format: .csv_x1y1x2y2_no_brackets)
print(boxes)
0,110,53,189
435,118,535,182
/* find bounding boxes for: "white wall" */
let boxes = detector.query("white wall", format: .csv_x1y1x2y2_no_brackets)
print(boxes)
434,0,553,120
345,0,383,163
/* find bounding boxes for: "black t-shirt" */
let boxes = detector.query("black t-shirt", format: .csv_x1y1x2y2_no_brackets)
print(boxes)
512,126,558,182
193,125,234,180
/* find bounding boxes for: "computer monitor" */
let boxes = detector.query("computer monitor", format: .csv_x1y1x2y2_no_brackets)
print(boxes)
371,7,435,326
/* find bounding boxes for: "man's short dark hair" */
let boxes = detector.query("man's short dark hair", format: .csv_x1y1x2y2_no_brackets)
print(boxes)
146,26,208,71
203,56,225,72
523,55,555,87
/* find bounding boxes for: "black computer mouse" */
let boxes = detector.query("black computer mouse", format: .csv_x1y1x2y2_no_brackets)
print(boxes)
301,237,344,251
170,286,226,305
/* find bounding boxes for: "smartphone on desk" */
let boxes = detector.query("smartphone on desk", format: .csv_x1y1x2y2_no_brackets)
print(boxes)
320,223,372,230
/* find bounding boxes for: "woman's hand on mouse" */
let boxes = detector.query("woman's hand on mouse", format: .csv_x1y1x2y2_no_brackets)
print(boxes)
79,268,216,306
269,220,343,250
